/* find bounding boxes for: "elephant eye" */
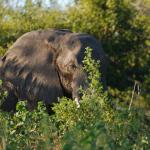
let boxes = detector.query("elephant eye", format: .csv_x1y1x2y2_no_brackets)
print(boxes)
69,64,77,70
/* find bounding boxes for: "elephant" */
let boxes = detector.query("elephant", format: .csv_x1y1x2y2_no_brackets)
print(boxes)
0,29,107,113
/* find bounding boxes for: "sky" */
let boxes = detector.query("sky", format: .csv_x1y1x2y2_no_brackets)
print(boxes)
4,0,74,9
55,0,73,8
58,0,73,8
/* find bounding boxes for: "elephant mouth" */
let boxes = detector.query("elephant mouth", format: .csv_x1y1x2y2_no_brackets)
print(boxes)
59,73,80,108
57,70,72,93
56,64,88,108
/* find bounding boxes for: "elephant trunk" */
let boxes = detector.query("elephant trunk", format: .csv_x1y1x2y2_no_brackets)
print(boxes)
71,68,88,108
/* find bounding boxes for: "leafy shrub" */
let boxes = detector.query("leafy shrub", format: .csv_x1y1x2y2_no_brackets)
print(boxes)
0,47,149,149
0,101,60,150
0,1,150,147
0,0,149,107
65,0,150,107
52,47,150,150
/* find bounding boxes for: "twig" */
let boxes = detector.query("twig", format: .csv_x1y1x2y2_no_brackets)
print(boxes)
128,81,137,111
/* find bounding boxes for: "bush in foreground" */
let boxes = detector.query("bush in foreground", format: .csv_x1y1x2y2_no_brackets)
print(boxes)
0,47,149,150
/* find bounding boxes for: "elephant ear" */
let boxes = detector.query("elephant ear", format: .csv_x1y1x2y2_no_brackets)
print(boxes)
1,37,64,105
32,40,64,104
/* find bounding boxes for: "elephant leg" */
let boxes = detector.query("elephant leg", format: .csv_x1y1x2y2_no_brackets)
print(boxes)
45,104,55,115
26,100,37,111
0,91,18,112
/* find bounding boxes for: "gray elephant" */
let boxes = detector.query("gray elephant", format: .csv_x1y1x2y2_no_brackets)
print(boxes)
0,29,107,113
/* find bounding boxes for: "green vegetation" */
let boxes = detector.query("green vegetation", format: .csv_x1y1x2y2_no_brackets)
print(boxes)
0,0,150,149
0,0,149,107
0,47,150,149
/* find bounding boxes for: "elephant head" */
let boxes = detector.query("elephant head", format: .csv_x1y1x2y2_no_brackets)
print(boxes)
54,32,107,107
55,37,88,107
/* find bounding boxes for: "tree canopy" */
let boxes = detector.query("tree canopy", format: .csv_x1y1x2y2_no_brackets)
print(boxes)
0,0,149,106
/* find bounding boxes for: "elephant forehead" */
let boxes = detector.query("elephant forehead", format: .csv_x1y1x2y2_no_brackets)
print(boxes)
61,50,77,65
61,34,81,54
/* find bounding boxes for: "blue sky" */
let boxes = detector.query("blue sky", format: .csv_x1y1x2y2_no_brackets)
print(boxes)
5,0,74,9
54,0,74,8
58,0,72,6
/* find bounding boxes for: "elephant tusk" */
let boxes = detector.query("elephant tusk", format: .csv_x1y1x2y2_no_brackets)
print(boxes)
74,98,80,108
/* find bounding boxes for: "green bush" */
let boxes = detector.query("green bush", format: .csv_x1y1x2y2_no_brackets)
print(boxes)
0,0,150,149
0,0,149,107
65,0,150,106
0,47,149,149
1,101,62,150
53,47,150,150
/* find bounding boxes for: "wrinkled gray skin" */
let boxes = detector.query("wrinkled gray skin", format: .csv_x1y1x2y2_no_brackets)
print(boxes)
0,29,107,113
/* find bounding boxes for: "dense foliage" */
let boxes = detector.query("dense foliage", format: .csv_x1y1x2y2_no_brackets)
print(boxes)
0,47,150,149
65,0,150,107
0,0,149,107
0,0,150,149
